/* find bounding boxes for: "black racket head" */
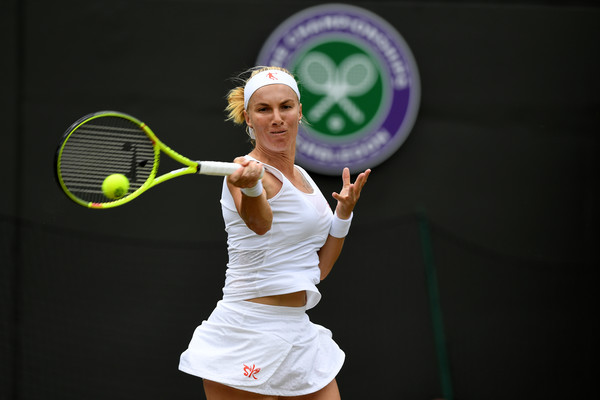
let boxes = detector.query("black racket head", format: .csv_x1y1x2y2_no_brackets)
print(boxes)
55,111,159,208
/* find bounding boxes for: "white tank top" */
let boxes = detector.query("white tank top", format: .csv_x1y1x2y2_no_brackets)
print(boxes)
219,160,333,309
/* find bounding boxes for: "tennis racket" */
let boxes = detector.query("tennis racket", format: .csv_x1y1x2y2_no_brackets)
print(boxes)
55,111,249,209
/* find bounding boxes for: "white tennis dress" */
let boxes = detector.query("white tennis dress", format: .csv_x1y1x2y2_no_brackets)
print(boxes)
179,160,345,396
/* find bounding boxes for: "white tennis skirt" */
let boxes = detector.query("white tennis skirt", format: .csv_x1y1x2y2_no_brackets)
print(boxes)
179,300,345,396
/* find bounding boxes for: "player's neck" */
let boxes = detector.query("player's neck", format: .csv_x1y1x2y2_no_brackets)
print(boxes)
249,148,295,175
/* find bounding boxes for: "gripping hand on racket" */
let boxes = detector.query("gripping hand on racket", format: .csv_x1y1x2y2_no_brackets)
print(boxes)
226,157,265,191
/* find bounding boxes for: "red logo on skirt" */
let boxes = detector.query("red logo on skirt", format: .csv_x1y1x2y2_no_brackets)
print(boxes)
243,364,261,379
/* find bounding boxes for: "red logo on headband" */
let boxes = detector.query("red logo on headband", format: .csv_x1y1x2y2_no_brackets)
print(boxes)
266,72,278,80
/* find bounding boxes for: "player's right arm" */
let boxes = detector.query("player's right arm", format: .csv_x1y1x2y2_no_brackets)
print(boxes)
227,157,272,235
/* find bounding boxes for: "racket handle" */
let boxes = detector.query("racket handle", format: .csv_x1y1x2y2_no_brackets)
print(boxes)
197,161,265,178
197,161,241,176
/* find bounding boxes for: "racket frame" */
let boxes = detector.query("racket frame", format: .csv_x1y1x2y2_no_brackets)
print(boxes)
57,111,200,209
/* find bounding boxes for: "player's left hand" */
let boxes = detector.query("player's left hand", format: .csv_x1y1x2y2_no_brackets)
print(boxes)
332,167,371,220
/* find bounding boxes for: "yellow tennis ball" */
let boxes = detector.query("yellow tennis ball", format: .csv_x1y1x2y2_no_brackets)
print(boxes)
102,174,130,200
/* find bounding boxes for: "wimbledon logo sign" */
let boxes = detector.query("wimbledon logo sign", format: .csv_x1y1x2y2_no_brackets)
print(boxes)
257,4,420,175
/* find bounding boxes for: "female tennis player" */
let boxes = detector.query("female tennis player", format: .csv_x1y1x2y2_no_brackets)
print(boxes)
179,66,370,399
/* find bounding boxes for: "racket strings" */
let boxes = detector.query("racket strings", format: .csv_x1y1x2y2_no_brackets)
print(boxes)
58,116,156,203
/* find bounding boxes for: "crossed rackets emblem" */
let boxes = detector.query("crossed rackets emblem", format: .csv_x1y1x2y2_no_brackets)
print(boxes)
298,52,378,129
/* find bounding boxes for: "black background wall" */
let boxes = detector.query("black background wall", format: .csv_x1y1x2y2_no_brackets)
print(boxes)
1,1,598,399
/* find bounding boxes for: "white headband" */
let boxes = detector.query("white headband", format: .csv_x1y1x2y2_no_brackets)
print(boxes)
243,69,301,109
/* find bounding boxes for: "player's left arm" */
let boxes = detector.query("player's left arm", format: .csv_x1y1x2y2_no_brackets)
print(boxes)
318,168,371,280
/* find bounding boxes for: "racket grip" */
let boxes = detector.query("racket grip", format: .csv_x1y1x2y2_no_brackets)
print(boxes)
197,161,265,178
197,161,241,176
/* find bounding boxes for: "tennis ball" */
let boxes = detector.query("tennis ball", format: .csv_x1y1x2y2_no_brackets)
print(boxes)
102,174,130,200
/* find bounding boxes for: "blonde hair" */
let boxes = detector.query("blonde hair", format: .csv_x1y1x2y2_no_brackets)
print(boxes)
225,66,297,126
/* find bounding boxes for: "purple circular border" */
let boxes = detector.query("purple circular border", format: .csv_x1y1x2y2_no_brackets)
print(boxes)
257,3,420,175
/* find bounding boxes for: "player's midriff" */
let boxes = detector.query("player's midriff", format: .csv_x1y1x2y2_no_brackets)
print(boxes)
246,290,307,307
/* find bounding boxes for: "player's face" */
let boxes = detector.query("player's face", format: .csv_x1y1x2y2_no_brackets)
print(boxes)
245,84,302,154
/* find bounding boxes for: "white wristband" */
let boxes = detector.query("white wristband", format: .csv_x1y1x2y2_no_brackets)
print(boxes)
329,212,353,238
241,180,263,197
